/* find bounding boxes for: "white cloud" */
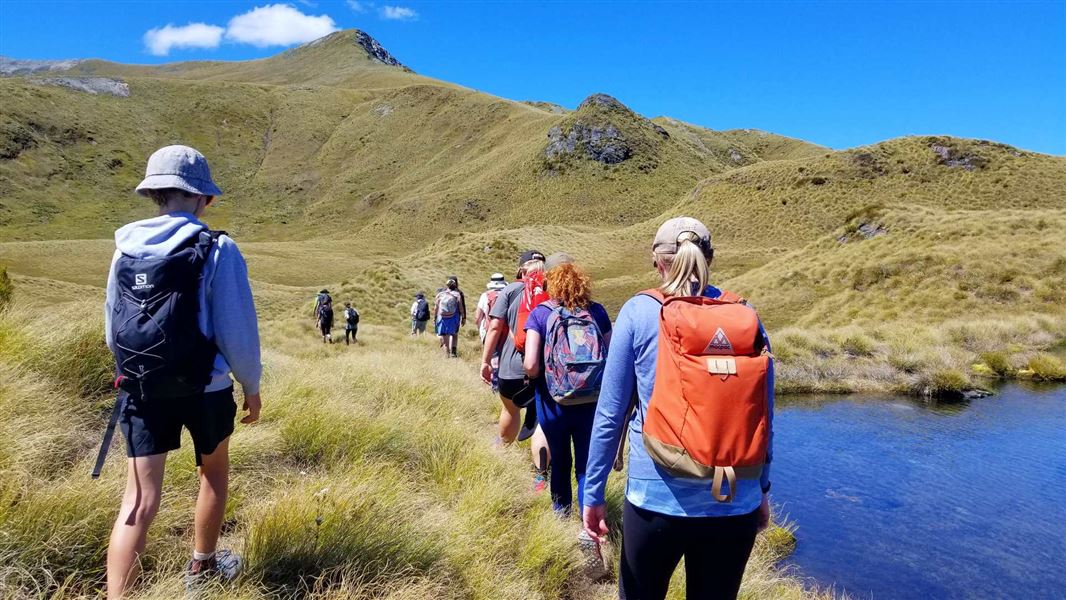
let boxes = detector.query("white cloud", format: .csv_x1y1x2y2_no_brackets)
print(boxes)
225,4,339,47
380,5,417,20
347,0,371,12
143,23,225,56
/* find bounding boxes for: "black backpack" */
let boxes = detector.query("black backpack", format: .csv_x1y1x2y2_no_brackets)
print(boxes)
110,229,222,400
415,298,430,321
345,307,360,325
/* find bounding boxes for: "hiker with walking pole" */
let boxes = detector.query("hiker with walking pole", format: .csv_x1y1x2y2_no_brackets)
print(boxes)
98,145,262,597
582,217,774,600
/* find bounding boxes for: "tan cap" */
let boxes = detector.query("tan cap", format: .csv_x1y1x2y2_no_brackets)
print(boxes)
653,217,712,255
545,251,575,271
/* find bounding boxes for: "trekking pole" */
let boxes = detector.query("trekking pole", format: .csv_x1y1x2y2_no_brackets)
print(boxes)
92,389,126,479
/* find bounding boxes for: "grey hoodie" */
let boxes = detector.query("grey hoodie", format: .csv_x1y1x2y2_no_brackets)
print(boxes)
104,211,262,395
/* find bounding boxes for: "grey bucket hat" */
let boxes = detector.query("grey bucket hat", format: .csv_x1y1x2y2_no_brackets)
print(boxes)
135,145,223,197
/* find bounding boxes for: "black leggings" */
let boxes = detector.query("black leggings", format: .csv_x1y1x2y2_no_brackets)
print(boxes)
620,500,758,600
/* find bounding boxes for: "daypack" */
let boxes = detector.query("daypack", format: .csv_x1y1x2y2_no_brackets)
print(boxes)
542,302,607,405
415,298,430,321
110,229,222,400
485,289,501,315
318,302,334,323
513,272,549,353
438,290,459,317
316,292,332,310
640,288,771,503
345,307,359,325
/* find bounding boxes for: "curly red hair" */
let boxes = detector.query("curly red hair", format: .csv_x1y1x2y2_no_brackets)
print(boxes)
545,263,592,310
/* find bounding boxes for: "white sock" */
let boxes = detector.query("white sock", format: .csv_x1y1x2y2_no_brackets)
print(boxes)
193,550,215,561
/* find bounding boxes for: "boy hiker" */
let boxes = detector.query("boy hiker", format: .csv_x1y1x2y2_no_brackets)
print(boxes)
102,145,262,597
410,291,430,335
343,301,360,345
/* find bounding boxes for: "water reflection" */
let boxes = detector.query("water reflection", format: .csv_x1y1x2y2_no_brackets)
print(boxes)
774,384,1066,600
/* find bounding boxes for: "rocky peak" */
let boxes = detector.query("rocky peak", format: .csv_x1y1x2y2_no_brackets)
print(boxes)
353,30,405,68
543,93,668,169
578,93,628,112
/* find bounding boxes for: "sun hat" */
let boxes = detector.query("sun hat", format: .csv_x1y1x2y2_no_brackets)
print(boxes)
544,252,574,272
653,217,712,256
486,272,507,290
135,145,223,197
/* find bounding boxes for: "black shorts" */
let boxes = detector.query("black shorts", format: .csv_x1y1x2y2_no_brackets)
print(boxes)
120,387,237,466
498,378,536,408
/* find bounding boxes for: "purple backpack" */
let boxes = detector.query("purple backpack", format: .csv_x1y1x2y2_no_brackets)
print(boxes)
543,302,607,405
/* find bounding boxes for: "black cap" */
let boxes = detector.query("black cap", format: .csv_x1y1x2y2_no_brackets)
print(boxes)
517,250,545,268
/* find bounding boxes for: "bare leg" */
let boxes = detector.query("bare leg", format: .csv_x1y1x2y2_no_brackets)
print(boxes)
498,396,521,443
532,424,551,469
107,454,167,599
194,438,229,555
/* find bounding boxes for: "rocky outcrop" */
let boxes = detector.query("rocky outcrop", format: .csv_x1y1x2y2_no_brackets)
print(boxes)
354,31,406,69
931,143,987,171
32,77,129,97
0,57,82,76
543,93,666,169
546,123,630,164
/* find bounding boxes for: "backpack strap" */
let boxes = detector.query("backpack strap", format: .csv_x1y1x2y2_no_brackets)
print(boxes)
638,288,665,304
712,466,737,503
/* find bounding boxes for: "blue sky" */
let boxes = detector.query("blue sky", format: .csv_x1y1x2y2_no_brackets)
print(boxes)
2,1,1064,154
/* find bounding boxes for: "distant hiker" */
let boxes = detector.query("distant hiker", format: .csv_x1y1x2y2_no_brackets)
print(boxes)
480,250,551,490
582,217,774,600
102,145,261,596
314,289,331,320
410,292,430,335
523,253,611,516
318,297,334,344
446,275,467,356
435,279,463,358
476,272,508,344
343,301,360,345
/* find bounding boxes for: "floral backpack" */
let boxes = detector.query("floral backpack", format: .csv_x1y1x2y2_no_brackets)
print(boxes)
542,301,607,405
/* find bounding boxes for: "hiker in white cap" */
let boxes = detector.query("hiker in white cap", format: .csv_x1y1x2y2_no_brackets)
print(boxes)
102,145,262,596
475,272,508,344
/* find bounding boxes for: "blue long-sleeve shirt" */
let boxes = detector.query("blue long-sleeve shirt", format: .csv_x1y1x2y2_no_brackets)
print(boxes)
583,286,773,517
104,211,262,395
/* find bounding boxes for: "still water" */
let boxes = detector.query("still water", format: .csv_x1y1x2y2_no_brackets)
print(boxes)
773,384,1066,600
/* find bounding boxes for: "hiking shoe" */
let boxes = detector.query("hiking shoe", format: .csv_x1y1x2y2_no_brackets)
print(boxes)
577,530,610,581
184,549,241,590
532,473,547,493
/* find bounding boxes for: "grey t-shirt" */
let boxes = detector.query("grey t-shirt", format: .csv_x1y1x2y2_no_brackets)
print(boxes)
489,281,525,380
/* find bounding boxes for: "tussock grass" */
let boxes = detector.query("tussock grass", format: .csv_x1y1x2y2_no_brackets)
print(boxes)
0,295,824,599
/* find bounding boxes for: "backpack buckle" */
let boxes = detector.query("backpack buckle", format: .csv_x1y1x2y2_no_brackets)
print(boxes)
706,357,737,380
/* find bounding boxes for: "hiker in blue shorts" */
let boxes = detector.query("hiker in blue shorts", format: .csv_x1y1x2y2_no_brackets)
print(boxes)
102,145,262,596
435,279,462,357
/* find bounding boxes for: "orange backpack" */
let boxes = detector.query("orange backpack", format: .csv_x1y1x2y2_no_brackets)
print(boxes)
640,289,771,503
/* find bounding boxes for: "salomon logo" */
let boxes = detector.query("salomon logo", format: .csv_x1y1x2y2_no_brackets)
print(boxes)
704,327,734,355
131,273,154,291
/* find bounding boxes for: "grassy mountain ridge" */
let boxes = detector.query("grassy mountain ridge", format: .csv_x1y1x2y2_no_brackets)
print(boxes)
1,27,1065,385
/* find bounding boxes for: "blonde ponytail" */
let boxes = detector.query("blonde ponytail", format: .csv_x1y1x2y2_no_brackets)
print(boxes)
656,232,710,297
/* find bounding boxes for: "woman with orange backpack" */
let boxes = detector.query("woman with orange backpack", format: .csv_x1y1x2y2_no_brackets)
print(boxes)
582,217,774,600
